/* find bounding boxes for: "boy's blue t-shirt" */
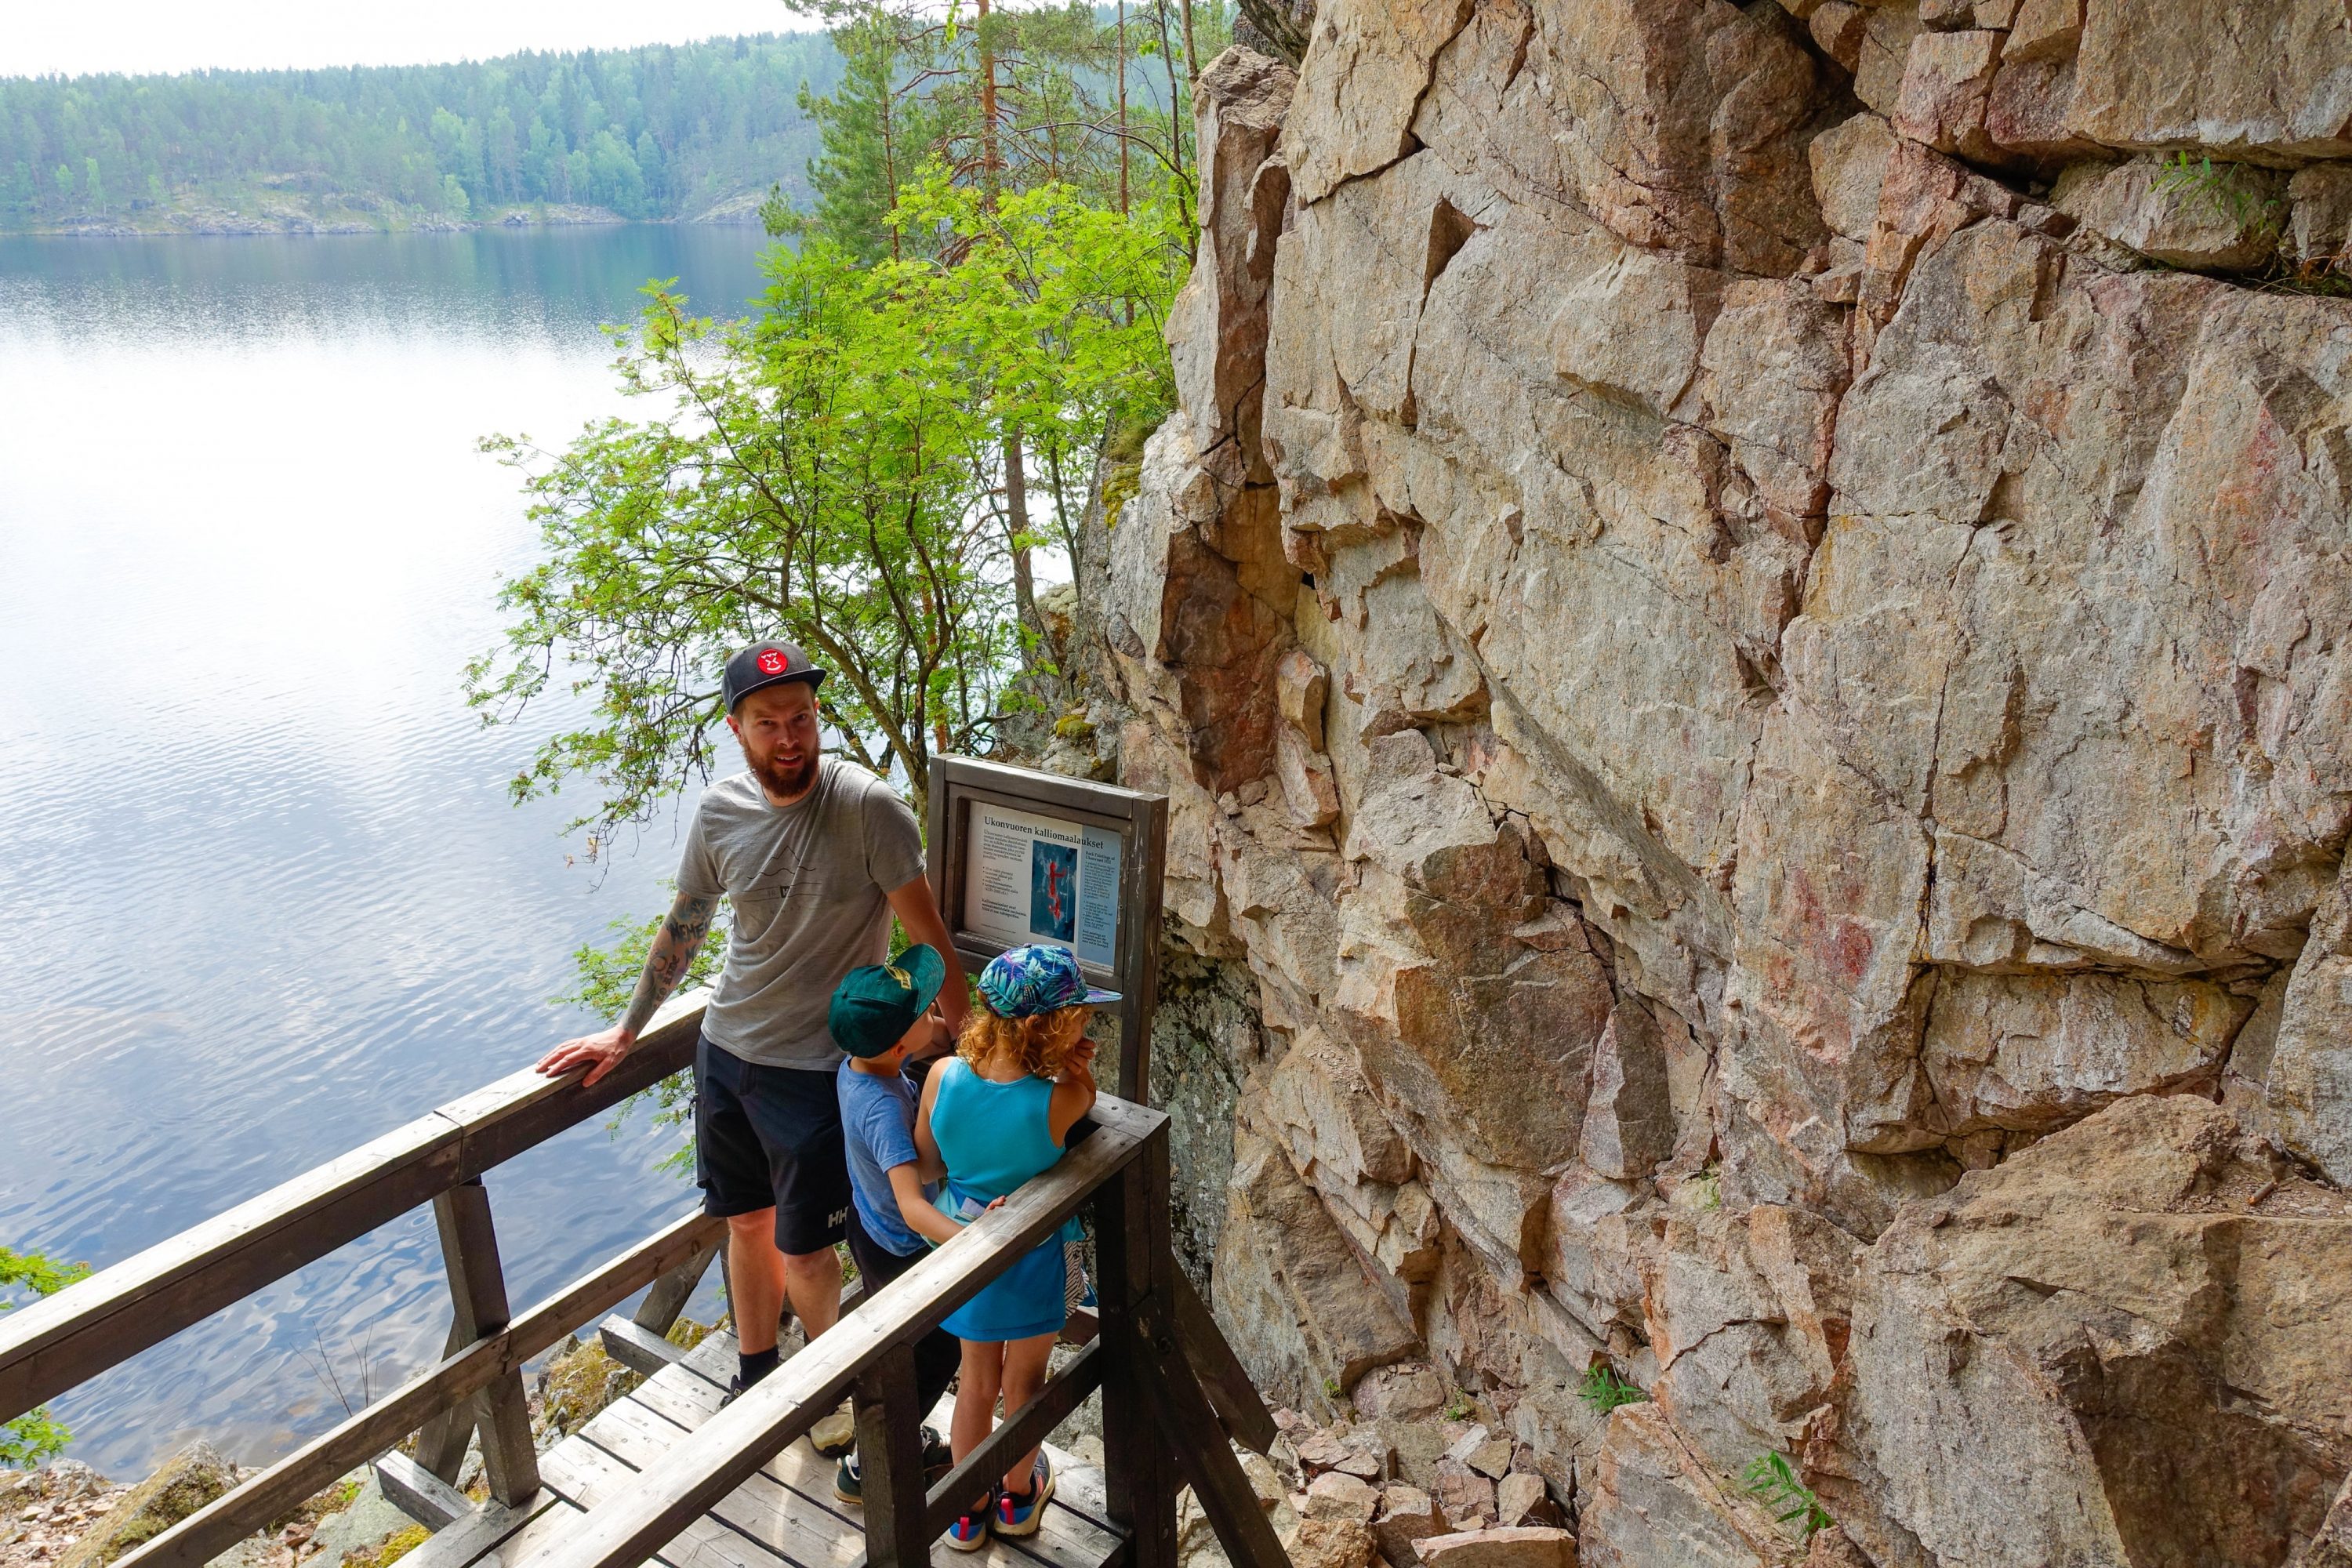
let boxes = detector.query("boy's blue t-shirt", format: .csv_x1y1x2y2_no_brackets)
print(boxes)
836,1059,935,1257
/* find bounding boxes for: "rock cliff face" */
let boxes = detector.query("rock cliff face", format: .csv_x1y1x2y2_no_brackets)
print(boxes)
1078,6,2352,1564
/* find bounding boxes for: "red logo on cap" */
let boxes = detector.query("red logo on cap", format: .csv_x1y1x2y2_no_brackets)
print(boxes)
757,649,786,675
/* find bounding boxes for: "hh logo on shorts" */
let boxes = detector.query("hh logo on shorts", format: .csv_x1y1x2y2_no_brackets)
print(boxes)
757,649,787,674
829,1207,849,1228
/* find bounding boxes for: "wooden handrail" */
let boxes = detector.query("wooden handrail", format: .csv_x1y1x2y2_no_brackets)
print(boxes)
116,1210,724,1568
514,1097,1168,1568
3,988,1290,1568
0,987,710,1421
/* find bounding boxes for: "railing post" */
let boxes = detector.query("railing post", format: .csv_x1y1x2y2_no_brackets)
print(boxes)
1095,1125,1178,1568
632,1238,719,1335
852,1348,927,1568
416,1178,540,1506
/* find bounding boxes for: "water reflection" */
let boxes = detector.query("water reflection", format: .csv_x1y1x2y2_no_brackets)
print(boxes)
0,224,774,1475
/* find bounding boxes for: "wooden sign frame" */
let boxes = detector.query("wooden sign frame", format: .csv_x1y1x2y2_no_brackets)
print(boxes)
925,755,1169,1103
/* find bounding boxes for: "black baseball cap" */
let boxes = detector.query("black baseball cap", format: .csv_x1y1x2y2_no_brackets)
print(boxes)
723,640,827,713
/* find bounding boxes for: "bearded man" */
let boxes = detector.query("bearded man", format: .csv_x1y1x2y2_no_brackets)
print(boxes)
537,639,970,1403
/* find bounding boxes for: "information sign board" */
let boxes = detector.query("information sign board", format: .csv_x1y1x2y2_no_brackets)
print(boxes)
960,802,1123,971
927,756,1168,1102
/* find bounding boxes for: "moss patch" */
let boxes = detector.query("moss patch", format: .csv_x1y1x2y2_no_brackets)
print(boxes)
536,1337,642,1439
348,1523,432,1568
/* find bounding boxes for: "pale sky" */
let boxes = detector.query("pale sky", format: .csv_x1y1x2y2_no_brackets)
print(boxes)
1,0,821,80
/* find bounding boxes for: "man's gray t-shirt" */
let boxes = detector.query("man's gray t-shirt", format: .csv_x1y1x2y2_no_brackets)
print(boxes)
677,759,927,1070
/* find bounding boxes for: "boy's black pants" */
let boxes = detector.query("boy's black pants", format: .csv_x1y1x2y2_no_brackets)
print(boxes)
844,1204,961,1421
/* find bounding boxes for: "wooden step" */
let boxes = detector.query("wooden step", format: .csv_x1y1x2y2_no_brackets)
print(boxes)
405,1328,1123,1568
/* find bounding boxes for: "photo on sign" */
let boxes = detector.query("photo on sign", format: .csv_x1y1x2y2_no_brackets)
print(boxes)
962,800,1123,972
1029,840,1078,942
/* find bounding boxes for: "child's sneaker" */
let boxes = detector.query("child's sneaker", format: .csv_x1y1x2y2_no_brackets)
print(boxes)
921,1426,955,1485
810,1399,857,1457
945,1494,993,1552
837,1428,952,1504
995,1455,1055,1537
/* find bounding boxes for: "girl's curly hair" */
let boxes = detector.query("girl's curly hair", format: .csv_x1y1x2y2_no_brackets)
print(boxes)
957,1003,1092,1081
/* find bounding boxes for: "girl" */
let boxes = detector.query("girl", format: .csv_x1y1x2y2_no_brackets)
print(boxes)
915,944,1113,1551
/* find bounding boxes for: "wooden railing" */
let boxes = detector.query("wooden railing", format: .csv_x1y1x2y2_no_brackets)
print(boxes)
0,989,725,1568
517,1091,1283,1568
0,989,1287,1568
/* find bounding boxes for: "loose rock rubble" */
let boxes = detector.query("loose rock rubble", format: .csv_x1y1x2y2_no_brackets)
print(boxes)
0,1450,419,1568
0,1464,128,1568
1178,1403,1580,1568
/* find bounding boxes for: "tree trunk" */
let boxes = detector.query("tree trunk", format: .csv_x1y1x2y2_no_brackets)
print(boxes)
1004,426,1041,662
1116,3,1131,216
977,0,1001,203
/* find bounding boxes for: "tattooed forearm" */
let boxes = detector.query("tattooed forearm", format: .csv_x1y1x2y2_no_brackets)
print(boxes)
620,891,718,1036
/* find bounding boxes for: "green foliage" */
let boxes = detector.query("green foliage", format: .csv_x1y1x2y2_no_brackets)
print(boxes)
1743,1451,1834,1543
2153,151,2284,240
471,167,1186,836
2,1247,89,1468
1672,1166,1722,1210
485,6,1203,984
787,2,1234,250
0,1247,89,1300
0,1407,71,1470
1577,1363,1646,1414
474,244,1018,829
788,13,934,260
0,35,844,230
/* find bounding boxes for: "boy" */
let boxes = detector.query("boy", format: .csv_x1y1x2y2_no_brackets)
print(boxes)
827,942,967,1503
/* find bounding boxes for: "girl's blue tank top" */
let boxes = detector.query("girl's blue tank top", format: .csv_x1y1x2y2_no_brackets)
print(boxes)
929,1057,1064,1210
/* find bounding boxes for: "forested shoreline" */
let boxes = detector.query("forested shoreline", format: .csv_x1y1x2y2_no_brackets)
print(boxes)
0,34,843,234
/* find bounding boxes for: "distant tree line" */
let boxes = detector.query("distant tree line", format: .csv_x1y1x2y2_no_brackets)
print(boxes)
0,34,845,228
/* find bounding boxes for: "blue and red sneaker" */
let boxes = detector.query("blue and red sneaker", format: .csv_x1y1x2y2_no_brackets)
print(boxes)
995,1455,1055,1538
946,1494,993,1552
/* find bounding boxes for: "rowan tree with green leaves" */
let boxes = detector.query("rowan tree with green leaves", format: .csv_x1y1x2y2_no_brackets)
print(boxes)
479,15,1203,1159
891,170,1184,587
471,242,1024,831
2,1247,89,1468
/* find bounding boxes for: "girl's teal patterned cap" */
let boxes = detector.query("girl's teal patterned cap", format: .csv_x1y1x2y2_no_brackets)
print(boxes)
977,944,1121,1017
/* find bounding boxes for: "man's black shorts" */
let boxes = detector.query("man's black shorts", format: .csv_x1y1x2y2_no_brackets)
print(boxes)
693,1033,851,1256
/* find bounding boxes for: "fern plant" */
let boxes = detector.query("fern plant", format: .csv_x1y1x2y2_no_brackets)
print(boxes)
1743,1451,1834,1543
1577,1363,1647,1414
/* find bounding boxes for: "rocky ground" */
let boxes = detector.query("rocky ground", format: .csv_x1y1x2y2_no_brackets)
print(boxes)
0,1447,416,1568
0,1322,705,1568
1177,1387,1582,1568
1065,2,2352,1563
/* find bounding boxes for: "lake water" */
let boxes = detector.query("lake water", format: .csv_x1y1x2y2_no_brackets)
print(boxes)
0,225,778,1477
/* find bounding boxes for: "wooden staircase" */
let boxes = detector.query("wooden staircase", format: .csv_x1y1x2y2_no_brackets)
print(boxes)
405,1325,1120,1568
0,991,1286,1568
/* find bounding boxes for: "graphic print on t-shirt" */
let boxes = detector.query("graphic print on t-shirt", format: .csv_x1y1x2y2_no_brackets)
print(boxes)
676,760,927,1069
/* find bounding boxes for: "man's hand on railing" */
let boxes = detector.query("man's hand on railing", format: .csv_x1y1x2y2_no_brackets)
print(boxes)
538,1022,637,1087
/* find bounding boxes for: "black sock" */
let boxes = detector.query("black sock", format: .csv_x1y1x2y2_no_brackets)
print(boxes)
738,1345,780,1388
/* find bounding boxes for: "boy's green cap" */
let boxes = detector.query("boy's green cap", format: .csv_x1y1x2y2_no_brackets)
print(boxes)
828,943,947,1058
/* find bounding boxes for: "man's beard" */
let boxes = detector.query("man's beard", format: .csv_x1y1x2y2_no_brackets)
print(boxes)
742,738,818,800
